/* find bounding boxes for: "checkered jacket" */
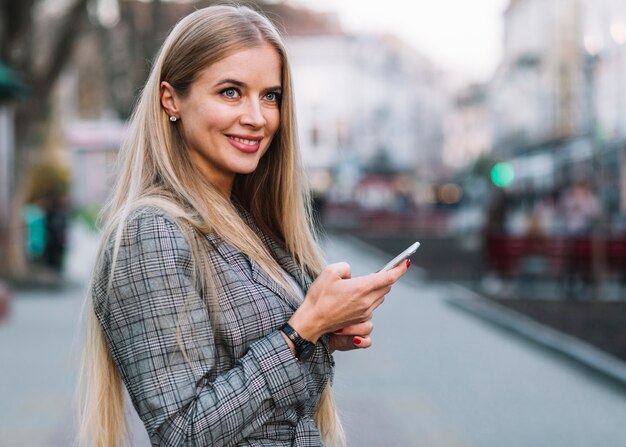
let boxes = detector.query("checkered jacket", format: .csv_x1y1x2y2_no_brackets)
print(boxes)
91,207,334,446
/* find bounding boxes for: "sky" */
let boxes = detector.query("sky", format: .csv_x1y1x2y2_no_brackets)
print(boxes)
291,0,509,83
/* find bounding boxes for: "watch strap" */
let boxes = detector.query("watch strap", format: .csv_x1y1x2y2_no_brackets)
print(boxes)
280,323,314,360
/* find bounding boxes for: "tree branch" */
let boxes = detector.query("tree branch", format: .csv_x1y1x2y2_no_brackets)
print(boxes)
0,0,36,67
32,0,89,97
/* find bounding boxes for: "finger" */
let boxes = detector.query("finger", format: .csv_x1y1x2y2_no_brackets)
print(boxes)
329,334,373,351
352,335,372,349
327,262,352,280
334,320,374,336
328,334,357,352
382,259,410,282
365,261,408,290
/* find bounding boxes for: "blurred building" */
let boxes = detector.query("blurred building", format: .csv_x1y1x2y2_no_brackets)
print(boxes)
486,0,626,221
289,32,447,171
580,0,626,214
491,0,583,152
489,0,585,198
442,83,493,169
286,25,448,202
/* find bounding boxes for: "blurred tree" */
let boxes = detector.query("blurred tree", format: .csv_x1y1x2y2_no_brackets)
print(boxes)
94,0,166,118
24,161,71,203
0,0,89,145
0,0,89,277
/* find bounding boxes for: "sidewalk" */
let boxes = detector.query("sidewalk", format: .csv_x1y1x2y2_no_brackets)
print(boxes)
0,221,99,447
446,284,626,391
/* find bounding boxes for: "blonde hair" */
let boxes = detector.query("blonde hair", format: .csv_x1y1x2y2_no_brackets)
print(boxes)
77,5,344,446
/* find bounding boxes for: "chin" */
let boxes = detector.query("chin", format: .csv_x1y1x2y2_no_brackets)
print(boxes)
234,163,262,175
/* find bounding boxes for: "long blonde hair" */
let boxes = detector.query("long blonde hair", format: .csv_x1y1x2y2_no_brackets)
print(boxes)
77,5,344,446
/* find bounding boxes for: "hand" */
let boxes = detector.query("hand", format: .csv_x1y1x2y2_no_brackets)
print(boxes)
288,259,408,343
328,320,374,352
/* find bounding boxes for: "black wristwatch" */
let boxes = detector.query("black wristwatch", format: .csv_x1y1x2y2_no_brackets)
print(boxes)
280,323,315,361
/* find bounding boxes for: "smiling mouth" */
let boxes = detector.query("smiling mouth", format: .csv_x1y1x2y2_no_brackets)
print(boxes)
226,134,263,153
229,135,262,146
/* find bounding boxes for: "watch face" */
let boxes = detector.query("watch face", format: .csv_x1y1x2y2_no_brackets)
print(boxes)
299,343,315,362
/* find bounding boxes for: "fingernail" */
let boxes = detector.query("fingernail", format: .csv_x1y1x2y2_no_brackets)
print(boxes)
406,259,411,268
353,337,361,345
334,329,344,334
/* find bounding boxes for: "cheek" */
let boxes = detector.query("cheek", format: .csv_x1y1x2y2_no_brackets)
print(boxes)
192,102,235,130
268,110,281,136
207,107,235,131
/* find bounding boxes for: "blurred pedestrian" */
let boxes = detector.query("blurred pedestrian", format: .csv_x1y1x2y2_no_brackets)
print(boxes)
534,192,560,236
78,6,408,447
43,195,69,271
560,180,601,298
21,198,47,262
518,208,549,289
481,187,509,285
561,180,601,236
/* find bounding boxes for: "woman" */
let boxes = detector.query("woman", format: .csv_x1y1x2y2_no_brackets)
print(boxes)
78,5,409,446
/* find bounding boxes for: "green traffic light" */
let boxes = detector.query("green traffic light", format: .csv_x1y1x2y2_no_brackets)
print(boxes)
491,162,514,187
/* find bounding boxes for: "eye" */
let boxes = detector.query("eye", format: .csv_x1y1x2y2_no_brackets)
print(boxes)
264,91,281,103
220,87,240,99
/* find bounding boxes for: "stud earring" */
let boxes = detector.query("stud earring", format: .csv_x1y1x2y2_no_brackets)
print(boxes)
169,116,178,122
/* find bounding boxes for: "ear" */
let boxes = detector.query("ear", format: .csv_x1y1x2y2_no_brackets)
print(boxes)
160,81,180,117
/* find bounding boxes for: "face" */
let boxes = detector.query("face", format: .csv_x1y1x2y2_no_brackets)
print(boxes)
161,43,282,195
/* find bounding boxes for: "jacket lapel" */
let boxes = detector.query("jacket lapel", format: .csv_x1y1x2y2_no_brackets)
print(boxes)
262,235,313,292
249,257,301,311
204,231,304,311
237,207,313,291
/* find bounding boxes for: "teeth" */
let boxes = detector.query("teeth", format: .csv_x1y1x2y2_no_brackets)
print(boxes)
232,136,258,146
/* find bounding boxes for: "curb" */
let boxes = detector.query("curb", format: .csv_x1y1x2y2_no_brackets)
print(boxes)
446,283,626,390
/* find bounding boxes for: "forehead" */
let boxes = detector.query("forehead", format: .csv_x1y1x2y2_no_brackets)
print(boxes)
197,43,282,86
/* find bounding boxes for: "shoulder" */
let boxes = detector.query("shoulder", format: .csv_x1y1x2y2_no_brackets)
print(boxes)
93,207,198,297
91,207,203,330
114,206,187,245
102,206,195,269
125,205,182,232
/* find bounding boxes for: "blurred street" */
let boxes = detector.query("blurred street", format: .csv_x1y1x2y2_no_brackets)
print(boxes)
0,222,97,447
325,235,626,447
2,224,626,446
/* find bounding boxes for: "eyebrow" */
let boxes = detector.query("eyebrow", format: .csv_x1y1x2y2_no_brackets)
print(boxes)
215,79,246,88
215,78,282,91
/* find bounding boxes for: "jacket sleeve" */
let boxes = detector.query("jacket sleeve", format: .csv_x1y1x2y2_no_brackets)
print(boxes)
91,210,311,446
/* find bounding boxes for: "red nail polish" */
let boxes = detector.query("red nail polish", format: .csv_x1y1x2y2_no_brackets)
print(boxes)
353,337,361,345
334,329,343,334
406,259,411,268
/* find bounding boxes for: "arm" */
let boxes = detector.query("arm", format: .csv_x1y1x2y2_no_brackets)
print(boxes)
92,211,310,446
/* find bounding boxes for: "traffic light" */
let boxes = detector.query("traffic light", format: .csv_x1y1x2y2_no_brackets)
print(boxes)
490,162,514,188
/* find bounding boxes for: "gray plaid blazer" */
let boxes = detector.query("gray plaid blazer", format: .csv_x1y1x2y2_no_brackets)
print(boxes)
92,207,334,446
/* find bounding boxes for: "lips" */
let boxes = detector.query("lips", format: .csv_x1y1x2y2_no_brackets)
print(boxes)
226,134,263,153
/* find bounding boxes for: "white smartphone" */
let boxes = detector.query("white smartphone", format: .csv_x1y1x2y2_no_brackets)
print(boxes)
377,241,420,272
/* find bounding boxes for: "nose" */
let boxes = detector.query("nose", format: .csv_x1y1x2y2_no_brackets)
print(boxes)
240,98,266,128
